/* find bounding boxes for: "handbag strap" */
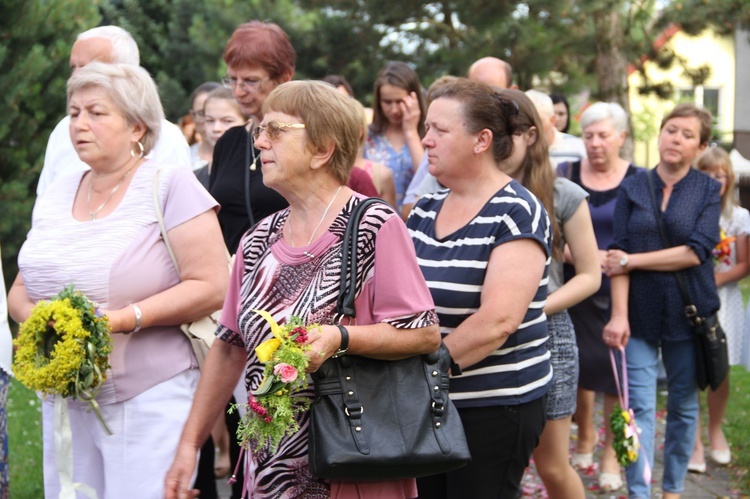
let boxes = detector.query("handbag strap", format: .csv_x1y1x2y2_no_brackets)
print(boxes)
645,170,699,324
336,197,388,319
609,347,629,409
153,169,182,278
152,169,231,279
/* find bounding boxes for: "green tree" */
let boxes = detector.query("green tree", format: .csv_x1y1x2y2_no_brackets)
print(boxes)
0,0,101,288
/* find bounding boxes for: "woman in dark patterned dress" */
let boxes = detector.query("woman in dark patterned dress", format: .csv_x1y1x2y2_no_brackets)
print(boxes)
165,81,440,499
557,102,641,491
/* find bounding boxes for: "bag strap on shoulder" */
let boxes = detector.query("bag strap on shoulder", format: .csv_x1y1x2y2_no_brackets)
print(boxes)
336,197,388,319
645,170,698,323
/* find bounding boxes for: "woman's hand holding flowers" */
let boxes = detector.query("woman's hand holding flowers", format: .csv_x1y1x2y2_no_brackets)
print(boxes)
303,324,344,372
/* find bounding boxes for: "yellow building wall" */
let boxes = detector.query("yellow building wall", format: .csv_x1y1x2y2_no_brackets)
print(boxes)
628,28,735,167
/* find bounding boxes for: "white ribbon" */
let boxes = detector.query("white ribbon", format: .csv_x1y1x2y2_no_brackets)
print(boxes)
54,395,99,499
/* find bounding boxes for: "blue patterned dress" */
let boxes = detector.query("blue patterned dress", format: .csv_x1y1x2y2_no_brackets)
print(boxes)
363,133,415,211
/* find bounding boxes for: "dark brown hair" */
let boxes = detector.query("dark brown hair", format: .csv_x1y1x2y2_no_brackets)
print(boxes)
428,78,517,164
370,61,425,137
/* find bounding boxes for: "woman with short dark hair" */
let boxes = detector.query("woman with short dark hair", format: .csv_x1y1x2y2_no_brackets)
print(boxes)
603,103,719,499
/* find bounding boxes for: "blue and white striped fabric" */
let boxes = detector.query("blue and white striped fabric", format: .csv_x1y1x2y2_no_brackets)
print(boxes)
407,180,553,408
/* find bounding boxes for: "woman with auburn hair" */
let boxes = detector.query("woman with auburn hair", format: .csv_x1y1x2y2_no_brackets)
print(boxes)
166,80,439,499
208,20,295,254
499,88,600,499
603,103,719,499
408,78,552,499
365,61,426,211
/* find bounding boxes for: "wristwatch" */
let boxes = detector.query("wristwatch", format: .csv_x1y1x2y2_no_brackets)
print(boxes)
332,325,349,358
619,255,629,268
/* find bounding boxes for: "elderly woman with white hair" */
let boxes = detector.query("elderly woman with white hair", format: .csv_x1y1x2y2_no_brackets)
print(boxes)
8,62,228,498
557,101,642,492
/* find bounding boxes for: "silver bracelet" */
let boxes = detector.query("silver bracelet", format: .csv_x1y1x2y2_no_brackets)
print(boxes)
126,304,142,334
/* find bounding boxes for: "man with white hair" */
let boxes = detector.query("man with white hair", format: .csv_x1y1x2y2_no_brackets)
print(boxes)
526,89,586,167
37,26,190,196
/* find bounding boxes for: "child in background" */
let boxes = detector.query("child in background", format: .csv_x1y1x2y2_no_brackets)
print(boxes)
691,147,750,471
194,87,247,188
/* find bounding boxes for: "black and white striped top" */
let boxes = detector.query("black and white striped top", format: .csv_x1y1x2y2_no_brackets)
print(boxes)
407,180,553,407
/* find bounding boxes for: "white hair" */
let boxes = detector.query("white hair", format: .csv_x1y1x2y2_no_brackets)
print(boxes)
525,89,554,121
77,26,140,66
581,102,629,133
68,62,163,154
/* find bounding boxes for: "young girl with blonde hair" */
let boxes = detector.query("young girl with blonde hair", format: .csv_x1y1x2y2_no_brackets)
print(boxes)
690,147,750,471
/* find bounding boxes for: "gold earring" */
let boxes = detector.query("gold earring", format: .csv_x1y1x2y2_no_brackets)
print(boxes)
131,141,145,159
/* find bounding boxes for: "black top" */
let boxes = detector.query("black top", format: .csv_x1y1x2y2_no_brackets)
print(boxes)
209,125,288,253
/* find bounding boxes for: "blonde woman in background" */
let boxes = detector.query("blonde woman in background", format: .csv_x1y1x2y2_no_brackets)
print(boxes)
352,99,397,207
690,147,750,471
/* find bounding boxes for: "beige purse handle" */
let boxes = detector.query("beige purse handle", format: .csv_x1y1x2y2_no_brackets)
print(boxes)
152,169,231,276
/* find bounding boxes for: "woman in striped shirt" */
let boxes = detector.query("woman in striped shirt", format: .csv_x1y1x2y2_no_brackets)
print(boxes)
408,78,552,499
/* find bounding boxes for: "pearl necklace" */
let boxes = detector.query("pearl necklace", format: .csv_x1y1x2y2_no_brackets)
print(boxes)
86,164,137,220
288,185,343,258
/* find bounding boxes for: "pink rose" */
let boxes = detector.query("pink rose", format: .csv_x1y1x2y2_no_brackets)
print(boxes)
273,363,298,383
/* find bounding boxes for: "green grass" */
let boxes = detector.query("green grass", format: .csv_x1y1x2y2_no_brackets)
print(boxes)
724,366,750,494
7,379,43,498
5,335,750,497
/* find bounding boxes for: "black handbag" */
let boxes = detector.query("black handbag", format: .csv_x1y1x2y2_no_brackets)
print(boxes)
308,197,471,481
646,171,729,391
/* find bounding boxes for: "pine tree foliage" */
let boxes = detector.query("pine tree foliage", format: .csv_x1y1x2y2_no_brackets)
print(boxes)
0,0,100,286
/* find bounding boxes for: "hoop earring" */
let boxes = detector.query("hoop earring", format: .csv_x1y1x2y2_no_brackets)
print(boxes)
131,141,145,159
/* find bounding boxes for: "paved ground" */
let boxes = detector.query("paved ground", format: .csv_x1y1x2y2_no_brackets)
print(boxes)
215,394,741,498
522,397,739,498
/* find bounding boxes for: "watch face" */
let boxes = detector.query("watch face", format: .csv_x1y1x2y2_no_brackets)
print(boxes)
620,257,628,267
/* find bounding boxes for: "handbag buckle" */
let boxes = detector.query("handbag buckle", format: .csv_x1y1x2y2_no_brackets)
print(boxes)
344,405,364,417
684,305,698,320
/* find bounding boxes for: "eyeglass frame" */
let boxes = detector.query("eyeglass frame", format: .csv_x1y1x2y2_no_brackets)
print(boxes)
222,74,271,93
253,122,306,141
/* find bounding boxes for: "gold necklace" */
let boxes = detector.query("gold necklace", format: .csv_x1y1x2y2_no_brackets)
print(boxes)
287,185,343,258
87,164,137,220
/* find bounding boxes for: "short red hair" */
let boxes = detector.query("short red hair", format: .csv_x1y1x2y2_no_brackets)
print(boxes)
223,21,296,81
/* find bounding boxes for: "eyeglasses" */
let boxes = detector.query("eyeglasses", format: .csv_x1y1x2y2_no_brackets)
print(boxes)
222,75,270,92
253,122,306,141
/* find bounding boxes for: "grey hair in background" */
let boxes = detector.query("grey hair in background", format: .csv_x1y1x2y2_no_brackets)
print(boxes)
77,26,140,66
581,102,628,133
67,62,163,154
525,89,554,122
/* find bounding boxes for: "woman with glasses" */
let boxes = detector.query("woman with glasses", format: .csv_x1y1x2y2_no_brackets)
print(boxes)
165,80,439,499
208,21,294,254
